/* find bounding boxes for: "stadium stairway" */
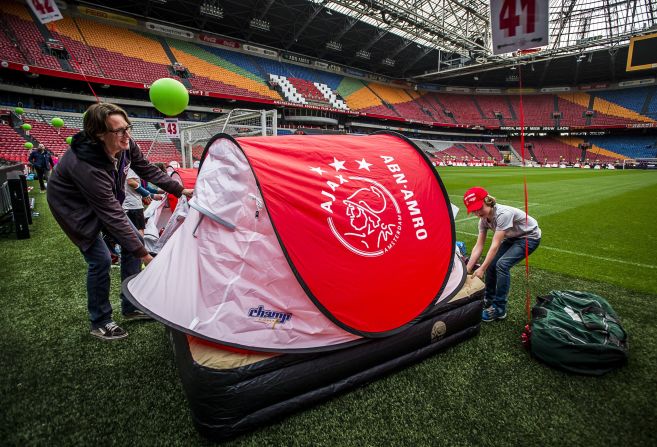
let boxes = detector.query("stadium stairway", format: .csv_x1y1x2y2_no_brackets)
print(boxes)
25,7,72,72
48,17,105,77
424,94,457,124
158,37,193,89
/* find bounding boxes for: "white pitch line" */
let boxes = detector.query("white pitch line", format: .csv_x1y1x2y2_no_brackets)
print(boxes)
455,216,479,223
455,230,657,269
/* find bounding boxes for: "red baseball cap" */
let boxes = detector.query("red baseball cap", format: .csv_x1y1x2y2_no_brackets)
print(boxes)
463,187,488,213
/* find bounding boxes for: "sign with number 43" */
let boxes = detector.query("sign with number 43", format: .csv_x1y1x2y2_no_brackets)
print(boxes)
164,118,180,139
490,0,549,55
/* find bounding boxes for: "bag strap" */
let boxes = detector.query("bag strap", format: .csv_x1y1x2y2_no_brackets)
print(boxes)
577,304,627,342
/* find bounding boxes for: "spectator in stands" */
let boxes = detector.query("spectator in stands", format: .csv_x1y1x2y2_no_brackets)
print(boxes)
28,143,54,192
124,168,163,236
464,187,541,322
47,103,193,341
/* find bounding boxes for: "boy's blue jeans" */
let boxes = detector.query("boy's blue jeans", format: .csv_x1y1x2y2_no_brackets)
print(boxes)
484,237,541,313
80,226,143,329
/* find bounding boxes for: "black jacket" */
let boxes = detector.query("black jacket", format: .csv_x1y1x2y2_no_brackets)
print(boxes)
47,132,184,257
28,149,54,170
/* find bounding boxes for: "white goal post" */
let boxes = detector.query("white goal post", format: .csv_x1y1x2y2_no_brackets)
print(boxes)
180,109,277,168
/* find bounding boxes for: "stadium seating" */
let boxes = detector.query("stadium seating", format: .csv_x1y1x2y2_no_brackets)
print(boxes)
588,135,657,159
2,3,61,70
557,94,590,127
590,95,654,124
416,94,453,123
594,87,653,115
440,144,472,160
48,17,104,77
342,81,383,111
1,0,656,135
289,77,328,104
532,138,582,163
135,140,181,164
484,144,504,162
313,82,349,110
0,21,27,64
460,143,491,160
167,39,280,100
554,136,620,162
506,95,556,127
0,121,29,163
433,94,483,126
67,18,175,84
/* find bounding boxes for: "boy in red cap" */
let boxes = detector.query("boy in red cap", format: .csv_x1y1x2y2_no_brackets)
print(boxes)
463,187,541,322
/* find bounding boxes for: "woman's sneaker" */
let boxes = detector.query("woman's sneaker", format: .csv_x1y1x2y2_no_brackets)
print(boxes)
482,306,507,322
90,321,128,340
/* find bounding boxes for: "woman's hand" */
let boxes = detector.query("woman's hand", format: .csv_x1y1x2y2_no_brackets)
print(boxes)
142,253,154,265
181,188,193,198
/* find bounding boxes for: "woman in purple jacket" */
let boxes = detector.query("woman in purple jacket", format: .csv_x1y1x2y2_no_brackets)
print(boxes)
48,103,193,340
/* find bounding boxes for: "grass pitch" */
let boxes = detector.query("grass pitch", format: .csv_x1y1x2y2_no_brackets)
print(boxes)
1,167,656,446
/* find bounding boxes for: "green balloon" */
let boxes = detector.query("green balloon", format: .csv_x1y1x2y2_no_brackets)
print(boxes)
15,107,24,115
149,78,189,116
66,136,73,144
24,142,33,149
21,123,32,130
51,117,65,128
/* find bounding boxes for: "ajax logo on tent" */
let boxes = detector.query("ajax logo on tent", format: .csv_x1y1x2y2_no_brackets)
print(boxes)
311,156,414,257
329,179,401,257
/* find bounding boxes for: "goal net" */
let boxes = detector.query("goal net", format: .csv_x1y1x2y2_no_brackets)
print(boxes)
180,109,277,167
622,158,657,170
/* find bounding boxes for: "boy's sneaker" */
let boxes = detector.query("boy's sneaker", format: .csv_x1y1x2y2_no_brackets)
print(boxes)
90,321,128,340
123,310,153,321
482,306,507,322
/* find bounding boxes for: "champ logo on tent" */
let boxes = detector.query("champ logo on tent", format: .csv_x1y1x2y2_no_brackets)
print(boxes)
239,132,455,336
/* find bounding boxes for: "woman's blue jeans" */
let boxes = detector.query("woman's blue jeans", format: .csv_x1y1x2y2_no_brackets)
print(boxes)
79,226,143,329
485,237,541,313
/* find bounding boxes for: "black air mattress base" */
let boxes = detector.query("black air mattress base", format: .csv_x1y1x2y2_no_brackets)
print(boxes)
169,276,485,440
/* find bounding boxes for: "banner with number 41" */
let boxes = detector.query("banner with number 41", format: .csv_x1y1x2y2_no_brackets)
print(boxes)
490,0,549,55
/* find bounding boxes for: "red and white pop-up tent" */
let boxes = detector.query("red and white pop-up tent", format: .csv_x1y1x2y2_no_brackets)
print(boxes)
143,168,198,253
125,132,458,352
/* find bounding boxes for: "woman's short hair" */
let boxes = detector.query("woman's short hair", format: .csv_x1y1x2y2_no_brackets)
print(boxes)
484,195,496,207
83,103,131,141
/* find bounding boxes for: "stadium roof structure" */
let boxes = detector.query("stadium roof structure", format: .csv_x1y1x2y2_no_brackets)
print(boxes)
77,0,657,87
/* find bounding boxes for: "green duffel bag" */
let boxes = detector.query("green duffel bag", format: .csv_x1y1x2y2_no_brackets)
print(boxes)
524,290,629,375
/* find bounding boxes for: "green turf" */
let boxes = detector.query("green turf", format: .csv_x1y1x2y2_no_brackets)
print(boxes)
1,169,656,446
442,167,657,295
